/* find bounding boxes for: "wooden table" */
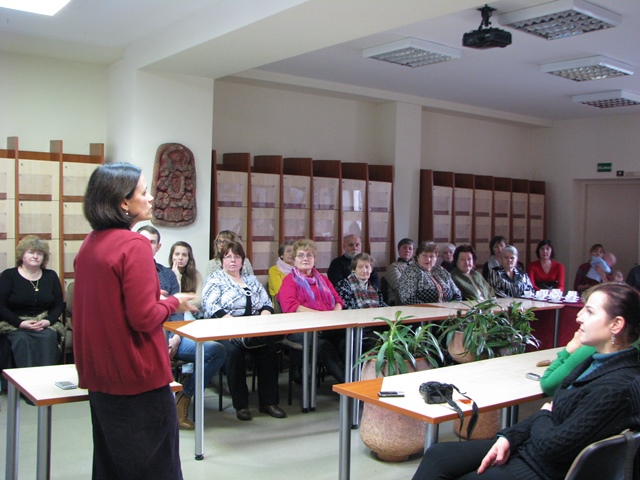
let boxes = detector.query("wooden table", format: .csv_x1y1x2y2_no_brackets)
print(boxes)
3,364,182,480
332,347,562,480
163,305,460,460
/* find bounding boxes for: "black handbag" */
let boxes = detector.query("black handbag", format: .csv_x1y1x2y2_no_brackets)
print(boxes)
419,381,479,439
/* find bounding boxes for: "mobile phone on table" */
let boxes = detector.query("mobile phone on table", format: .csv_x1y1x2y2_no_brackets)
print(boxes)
525,372,541,381
54,380,78,390
378,391,405,397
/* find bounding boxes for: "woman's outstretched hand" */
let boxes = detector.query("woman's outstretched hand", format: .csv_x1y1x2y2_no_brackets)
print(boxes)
477,437,511,474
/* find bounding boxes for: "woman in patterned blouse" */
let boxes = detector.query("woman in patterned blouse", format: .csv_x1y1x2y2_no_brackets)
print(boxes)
202,241,285,422
398,241,462,305
488,245,534,298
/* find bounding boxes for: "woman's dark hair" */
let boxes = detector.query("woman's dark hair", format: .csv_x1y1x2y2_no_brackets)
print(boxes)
453,244,477,265
584,282,640,344
83,163,141,231
169,241,197,293
219,241,246,266
278,240,295,258
489,236,507,255
350,252,374,271
397,238,415,250
535,240,555,259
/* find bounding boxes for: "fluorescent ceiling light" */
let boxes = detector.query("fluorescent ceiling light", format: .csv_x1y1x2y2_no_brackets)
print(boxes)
572,90,640,108
0,0,71,16
498,0,621,40
363,38,461,68
541,56,634,81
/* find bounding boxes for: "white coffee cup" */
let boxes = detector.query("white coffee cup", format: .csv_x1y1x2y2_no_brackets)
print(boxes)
565,290,578,301
535,290,547,300
549,290,562,302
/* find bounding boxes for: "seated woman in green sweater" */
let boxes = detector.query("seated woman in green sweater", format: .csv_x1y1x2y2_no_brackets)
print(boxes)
449,245,494,302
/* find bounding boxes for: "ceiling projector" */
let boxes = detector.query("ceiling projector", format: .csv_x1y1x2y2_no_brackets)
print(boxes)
463,4,512,49
463,27,512,49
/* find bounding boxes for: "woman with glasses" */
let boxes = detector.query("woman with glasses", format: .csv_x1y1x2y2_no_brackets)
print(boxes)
204,230,254,279
202,241,285,421
277,239,346,383
398,241,462,305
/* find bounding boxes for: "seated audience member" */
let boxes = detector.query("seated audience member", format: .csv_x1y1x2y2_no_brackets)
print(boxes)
488,245,534,298
612,270,625,283
0,236,64,368
450,245,494,301
383,238,415,306
586,251,616,283
267,240,295,301
574,243,604,292
278,239,346,384
327,234,380,290
170,241,203,312
335,253,387,310
205,230,254,279
482,235,507,280
540,330,595,397
626,264,640,290
398,241,462,305
202,241,284,421
438,243,456,272
137,226,181,320
527,239,565,291
413,282,640,480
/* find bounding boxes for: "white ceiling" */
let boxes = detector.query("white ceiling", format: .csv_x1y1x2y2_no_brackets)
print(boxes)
2,0,639,123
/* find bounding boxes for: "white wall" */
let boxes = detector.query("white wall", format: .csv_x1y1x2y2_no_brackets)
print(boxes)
0,52,108,153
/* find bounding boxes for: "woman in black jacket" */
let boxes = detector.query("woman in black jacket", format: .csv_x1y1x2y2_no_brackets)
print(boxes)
413,282,640,480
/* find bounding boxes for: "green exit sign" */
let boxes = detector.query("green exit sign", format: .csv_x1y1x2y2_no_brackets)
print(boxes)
597,163,612,172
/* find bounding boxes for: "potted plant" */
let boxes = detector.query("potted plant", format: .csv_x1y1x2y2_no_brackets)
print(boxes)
437,299,540,438
356,311,444,462
439,299,540,363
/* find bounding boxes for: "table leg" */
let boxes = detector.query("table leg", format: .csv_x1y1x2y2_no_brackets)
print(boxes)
425,423,439,450
310,331,318,411
553,309,560,347
349,328,362,428
195,341,204,460
337,326,355,480
36,405,52,480
501,408,509,429
302,331,309,413
5,381,19,480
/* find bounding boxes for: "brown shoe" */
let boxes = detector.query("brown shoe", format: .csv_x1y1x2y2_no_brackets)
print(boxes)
176,393,195,430
259,404,287,418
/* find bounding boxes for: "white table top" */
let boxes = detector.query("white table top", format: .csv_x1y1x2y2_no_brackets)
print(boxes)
336,347,562,424
167,305,461,342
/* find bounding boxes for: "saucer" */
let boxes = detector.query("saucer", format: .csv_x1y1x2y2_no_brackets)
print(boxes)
564,298,579,303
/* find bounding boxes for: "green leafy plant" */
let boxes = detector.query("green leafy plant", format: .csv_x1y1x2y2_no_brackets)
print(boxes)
438,299,540,361
356,310,444,377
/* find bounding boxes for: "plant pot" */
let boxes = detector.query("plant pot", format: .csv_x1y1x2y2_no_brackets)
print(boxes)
358,358,430,462
453,409,501,440
447,331,486,364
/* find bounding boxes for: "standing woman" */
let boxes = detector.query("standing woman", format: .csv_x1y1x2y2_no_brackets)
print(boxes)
489,245,534,298
0,235,64,368
527,239,566,291
170,241,203,311
202,241,285,421
74,163,196,480
398,241,462,305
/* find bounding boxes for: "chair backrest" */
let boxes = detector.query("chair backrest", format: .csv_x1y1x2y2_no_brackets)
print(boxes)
565,430,640,480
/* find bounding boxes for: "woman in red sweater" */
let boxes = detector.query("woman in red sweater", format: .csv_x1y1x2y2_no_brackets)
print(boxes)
74,163,196,480
527,239,565,292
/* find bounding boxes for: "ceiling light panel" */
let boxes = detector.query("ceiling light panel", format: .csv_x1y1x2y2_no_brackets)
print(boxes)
363,38,461,68
0,0,71,16
572,90,640,108
541,56,634,81
498,0,621,40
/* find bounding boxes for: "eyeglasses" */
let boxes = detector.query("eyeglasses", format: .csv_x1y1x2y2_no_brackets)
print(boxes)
216,239,230,245
223,255,242,262
296,253,314,260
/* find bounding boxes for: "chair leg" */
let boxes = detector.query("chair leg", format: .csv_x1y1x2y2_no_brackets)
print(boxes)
218,368,224,412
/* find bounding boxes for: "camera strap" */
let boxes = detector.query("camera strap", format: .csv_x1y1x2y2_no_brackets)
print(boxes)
432,383,479,439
